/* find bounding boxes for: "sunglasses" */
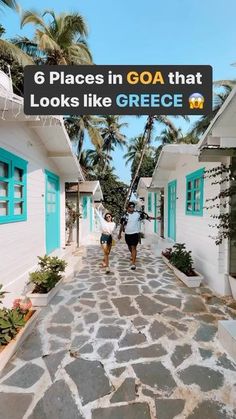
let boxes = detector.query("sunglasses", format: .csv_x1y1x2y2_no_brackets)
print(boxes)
105,215,112,219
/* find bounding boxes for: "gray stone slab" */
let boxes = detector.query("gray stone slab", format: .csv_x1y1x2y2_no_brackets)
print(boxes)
71,335,90,348
28,380,82,419
178,365,224,391
164,309,185,319
111,297,138,316
156,296,181,308
149,321,171,340
92,403,151,419
182,297,207,313
18,331,43,361
155,399,185,419
171,344,192,367
79,343,94,354
169,321,188,332
216,354,236,371
194,324,217,342
194,314,217,324
43,350,66,380
97,342,114,358
187,400,235,419
133,362,176,393
84,312,99,324
65,358,112,405
135,296,166,315
110,367,126,377
119,332,146,347
96,326,123,339
90,283,106,291
132,316,148,327
51,307,74,324
116,343,167,363
47,326,71,340
199,348,213,359
119,285,140,295
3,363,44,388
110,378,136,403
0,392,34,419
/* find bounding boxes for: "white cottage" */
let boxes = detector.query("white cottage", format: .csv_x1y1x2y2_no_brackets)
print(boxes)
0,71,84,305
66,180,103,245
150,82,236,297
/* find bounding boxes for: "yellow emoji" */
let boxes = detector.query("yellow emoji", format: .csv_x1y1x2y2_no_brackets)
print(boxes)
189,93,204,109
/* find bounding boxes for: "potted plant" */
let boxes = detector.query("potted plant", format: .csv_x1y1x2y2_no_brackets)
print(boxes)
161,247,174,270
27,255,67,306
0,287,38,371
162,243,203,287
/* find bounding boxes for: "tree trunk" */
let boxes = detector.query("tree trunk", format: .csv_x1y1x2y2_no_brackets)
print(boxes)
123,116,154,210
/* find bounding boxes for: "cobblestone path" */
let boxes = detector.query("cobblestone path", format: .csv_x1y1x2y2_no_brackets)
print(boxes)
0,243,236,419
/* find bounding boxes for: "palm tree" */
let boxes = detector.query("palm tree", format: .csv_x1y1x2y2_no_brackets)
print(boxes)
0,0,17,9
190,81,236,137
124,135,154,166
124,115,188,208
86,147,112,171
0,2,34,66
79,149,93,178
100,115,127,158
14,10,92,65
64,115,104,159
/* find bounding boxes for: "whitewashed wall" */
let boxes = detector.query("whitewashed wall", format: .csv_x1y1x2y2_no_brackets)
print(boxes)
162,154,231,295
0,121,66,304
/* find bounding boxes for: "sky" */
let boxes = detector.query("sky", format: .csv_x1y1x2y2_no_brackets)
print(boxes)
1,0,236,182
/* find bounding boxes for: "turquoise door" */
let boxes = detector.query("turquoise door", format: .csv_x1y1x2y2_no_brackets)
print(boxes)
168,180,177,241
89,196,93,232
45,170,60,254
154,192,158,233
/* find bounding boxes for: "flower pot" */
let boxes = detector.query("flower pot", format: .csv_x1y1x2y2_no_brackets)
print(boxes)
161,255,174,270
229,275,236,299
173,266,203,288
27,277,63,307
0,309,40,372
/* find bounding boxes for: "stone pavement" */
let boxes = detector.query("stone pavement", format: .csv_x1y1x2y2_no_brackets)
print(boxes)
0,243,236,419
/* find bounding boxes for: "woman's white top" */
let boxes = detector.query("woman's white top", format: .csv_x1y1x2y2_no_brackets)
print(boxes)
95,209,116,235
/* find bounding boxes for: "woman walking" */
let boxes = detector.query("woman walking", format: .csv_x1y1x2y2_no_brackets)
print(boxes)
95,209,116,273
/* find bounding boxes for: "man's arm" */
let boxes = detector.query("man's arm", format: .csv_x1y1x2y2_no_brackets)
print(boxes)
118,215,126,239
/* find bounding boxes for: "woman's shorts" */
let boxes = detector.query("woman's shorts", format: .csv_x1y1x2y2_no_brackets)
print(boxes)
100,234,112,245
125,233,140,247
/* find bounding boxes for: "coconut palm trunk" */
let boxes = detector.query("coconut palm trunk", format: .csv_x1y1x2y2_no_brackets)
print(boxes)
124,116,154,209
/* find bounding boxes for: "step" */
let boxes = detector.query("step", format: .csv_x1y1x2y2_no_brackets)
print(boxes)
218,320,236,362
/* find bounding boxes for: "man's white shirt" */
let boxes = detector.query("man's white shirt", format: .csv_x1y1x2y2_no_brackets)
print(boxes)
125,212,142,234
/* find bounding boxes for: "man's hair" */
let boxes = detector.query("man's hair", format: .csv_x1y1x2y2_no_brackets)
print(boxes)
127,201,135,208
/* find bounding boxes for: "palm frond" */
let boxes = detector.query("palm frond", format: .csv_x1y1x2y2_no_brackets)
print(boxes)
0,39,34,66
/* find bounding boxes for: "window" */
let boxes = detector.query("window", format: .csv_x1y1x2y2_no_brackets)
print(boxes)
82,196,88,218
0,148,27,224
186,168,204,216
148,192,152,211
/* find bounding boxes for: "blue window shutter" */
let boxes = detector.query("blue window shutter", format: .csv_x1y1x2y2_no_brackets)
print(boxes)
82,196,88,218
0,148,28,224
185,168,205,216
148,192,152,211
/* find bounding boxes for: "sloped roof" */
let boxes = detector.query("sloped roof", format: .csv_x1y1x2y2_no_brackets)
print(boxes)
0,71,84,182
67,180,103,201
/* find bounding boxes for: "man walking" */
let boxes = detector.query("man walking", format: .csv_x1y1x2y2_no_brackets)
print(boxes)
118,201,160,270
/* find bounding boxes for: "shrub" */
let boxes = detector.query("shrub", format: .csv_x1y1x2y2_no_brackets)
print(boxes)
29,255,67,293
169,243,194,276
0,293,32,346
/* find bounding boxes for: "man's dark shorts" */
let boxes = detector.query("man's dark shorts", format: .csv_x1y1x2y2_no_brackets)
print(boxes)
125,233,140,247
